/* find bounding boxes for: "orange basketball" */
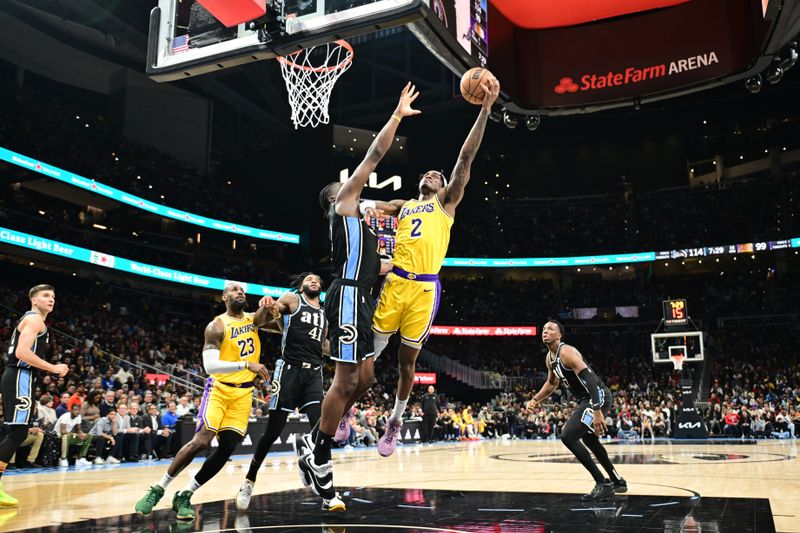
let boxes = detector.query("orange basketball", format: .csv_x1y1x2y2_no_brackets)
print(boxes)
460,67,494,105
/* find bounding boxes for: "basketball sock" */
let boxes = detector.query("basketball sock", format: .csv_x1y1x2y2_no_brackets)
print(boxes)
582,433,623,482
310,419,321,443
183,476,202,494
313,431,333,465
389,396,408,423
158,472,175,489
562,438,606,483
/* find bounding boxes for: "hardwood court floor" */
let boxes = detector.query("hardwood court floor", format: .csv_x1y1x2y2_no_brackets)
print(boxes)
0,438,797,532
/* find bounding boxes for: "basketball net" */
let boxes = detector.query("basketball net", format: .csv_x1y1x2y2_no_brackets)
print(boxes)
670,354,686,371
277,40,354,129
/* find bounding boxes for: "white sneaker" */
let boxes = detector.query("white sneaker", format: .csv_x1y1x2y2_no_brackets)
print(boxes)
322,492,346,512
76,458,92,467
106,456,120,464
93,457,105,465
59,459,69,467
236,479,254,511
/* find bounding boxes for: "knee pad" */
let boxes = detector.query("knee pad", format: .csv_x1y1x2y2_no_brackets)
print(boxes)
216,430,242,454
373,333,391,360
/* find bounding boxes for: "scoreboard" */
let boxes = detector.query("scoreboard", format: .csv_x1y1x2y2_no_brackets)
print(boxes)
663,299,688,325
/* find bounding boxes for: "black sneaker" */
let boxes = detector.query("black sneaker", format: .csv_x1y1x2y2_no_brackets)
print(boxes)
580,480,615,501
298,452,334,499
613,478,627,493
293,433,314,487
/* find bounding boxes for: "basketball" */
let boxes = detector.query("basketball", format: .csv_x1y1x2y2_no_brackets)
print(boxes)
460,67,494,105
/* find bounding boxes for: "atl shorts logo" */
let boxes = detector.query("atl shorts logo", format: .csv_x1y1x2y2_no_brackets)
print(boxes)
340,324,358,344
269,380,281,396
554,77,580,94
16,396,31,411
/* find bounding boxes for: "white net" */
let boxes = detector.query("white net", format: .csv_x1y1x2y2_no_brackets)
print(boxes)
277,40,354,129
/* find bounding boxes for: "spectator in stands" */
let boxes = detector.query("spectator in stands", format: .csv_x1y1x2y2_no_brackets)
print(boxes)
113,365,134,387
143,403,173,459
739,406,752,438
55,392,71,418
89,409,120,464
617,413,637,440
128,403,151,459
57,404,91,467
81,390,103,417
36,394,58,430
723,408,740,437
10,421,45,468
99,390,117,417
114,403,141,462
175,396,193,417
751,413,767,438
101,369,115,390
67,385,86,412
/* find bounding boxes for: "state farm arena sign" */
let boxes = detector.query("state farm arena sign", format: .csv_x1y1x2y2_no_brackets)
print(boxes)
430,326,538,336
497,0,765,109
553,52,719,95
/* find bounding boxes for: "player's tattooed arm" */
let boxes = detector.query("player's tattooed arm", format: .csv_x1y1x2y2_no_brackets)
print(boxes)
443,76,500,215
255,293,298,326
203,318,224,351
336,83,420,218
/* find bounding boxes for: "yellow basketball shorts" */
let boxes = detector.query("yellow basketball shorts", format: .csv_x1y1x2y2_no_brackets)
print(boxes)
196,378,254,436
372,269,442,349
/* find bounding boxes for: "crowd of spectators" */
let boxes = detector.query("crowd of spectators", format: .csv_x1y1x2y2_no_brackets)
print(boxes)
449,175,799,258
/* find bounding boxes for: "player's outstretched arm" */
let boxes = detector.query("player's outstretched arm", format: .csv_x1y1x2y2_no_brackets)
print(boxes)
336,83,421,217
15,315,68,376
442,76,500,215
255,293,299,326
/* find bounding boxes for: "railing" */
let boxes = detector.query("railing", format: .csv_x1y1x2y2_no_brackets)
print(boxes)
418,349,542,390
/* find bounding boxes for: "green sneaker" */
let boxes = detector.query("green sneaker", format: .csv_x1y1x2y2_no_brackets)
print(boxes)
134,485,165,516
0,482,18,507
171,491,195,521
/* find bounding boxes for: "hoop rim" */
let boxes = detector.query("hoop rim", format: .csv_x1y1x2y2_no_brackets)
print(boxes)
276,39,354,73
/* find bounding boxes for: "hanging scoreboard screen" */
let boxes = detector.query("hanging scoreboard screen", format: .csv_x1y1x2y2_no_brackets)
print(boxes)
663,299,688,325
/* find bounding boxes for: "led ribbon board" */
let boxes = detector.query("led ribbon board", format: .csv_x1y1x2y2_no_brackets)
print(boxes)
0,226,298,298
0,147,300,244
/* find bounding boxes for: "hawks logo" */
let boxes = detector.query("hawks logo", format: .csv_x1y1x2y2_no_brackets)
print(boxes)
16,396,31,411
269,380,281,396
340,324,358,344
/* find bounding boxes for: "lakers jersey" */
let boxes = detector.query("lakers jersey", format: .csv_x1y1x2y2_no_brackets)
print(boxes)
393,194,454,275
215,312,261,384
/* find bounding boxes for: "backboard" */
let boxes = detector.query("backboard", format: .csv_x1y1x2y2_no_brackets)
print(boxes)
651,331,704,367
147,0,425,81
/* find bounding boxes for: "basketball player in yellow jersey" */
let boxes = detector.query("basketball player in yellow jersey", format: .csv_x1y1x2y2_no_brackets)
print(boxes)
134,282,273,521
371,75,500,457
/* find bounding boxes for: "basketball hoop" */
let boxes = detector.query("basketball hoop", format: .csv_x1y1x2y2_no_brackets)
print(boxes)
277,40,354,129
669,354,686,371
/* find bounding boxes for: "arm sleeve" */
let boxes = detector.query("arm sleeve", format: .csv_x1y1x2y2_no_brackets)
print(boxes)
578,367,604,409
202,349,246,375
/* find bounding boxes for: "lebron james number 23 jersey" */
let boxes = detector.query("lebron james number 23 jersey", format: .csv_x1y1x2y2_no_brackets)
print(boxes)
215,312,261,384
393,194,454,275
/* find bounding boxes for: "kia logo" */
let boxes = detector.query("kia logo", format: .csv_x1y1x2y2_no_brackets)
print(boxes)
678,422,702,429
554,77,579,94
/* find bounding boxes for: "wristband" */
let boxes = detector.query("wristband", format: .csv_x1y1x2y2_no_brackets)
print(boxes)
391,114,402,123
359,200,377,216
